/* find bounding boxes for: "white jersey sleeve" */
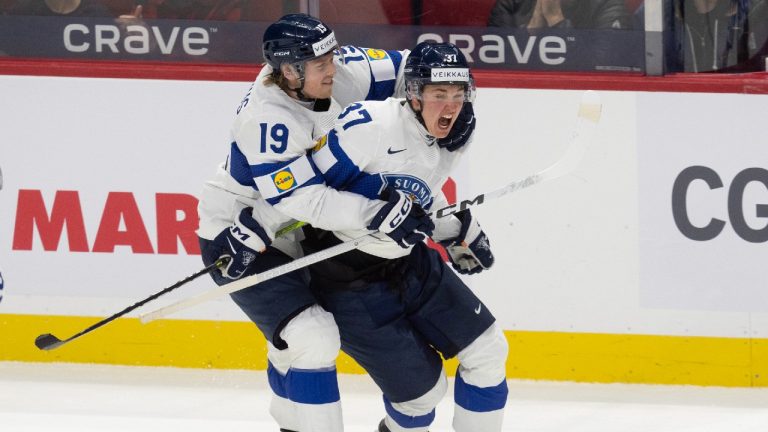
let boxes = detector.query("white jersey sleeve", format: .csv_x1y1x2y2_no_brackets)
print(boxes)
196,161,258,241
265,100,391,232
332,46,409,107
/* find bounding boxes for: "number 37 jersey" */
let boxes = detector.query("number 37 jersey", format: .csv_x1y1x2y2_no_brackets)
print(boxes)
273,98,468,259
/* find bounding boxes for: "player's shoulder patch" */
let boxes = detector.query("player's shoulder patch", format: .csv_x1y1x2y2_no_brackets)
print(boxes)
271,168,296,192
253,155,321,203
312,134,328,152
365,48,389,61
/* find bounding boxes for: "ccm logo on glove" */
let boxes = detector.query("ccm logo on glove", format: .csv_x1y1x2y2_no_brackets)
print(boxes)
368,188,434,248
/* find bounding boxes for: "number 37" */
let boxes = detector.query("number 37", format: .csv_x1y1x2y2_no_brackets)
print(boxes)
339,103,372,130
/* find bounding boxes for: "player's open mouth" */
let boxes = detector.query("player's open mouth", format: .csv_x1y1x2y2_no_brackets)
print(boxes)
438,115,452,129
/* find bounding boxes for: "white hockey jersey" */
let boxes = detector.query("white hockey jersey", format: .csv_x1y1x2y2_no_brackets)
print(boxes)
197,46,409,256
273,98,466,259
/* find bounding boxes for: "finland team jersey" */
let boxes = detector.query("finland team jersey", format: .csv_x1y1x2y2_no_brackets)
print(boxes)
275,98,467,259
197,46,408,256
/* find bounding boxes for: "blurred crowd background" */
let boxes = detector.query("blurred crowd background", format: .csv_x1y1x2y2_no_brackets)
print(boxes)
1,0,766,73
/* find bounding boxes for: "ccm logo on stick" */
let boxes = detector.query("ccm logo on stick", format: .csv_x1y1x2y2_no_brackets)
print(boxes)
435,194,485,219
672,166,768,243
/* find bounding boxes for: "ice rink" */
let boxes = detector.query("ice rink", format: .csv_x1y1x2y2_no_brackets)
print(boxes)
1,361,767,432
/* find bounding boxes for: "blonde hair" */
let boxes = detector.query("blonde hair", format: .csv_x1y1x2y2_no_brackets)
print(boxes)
262,64,286,87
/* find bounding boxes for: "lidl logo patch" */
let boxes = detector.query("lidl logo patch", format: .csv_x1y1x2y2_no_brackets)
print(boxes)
272,169,296,191
366,48,388,61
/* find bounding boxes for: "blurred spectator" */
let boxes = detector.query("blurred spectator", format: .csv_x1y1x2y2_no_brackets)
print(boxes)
635,0,768,72
319,0,391,25
140,0,243,21
379,0,497,26
625,0,643,14
488,0,632,29
10,0,112,16
8,0,248,20
1,0,15,14
679,0,768,72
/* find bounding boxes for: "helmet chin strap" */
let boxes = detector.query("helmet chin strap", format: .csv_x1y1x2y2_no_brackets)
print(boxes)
283,63,315,102
406,97,436,143
407,97,428,129
406,82,431,131
282,64,331,111
288,83,313,102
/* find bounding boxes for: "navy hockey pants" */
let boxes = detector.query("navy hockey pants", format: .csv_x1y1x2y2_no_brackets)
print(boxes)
310,242,496,403
199,237,315,349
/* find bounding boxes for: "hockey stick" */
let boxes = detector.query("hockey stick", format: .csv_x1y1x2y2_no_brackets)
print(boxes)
433,90,602,218
34,257,230,351
139,235,379,323
139,91,602,324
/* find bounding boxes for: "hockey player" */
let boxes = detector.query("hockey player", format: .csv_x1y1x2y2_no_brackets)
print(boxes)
196,14,476,432
266,42,508,432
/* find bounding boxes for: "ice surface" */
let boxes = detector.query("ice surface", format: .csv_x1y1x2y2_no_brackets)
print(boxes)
1,362,766,432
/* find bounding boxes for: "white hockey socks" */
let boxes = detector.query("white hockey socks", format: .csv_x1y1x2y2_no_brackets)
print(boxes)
452,324,509,432
268,363,343,432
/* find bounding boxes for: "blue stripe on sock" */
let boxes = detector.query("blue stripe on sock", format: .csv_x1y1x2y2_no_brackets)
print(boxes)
285,366,340,405
383,395,435,428
454,371,508,412
267,362,288,399
269,363,340,405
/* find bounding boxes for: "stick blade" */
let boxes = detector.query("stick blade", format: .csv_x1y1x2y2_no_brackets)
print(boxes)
35,333,64,351
578,90,603,124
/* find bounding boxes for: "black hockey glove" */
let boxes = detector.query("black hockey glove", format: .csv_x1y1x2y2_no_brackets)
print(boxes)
212,207,271,279
437,102,475,152
439,209,494,275
368,188,435,248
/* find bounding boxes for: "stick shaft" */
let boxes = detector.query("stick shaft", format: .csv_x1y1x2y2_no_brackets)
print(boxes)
433,90,601,218
35,258,227,350
139,236,377,323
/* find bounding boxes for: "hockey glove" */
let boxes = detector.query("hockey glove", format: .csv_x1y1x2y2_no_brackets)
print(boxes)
212,207,271,280
437,102,475,152
439,209,494,275
368,188,435,248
